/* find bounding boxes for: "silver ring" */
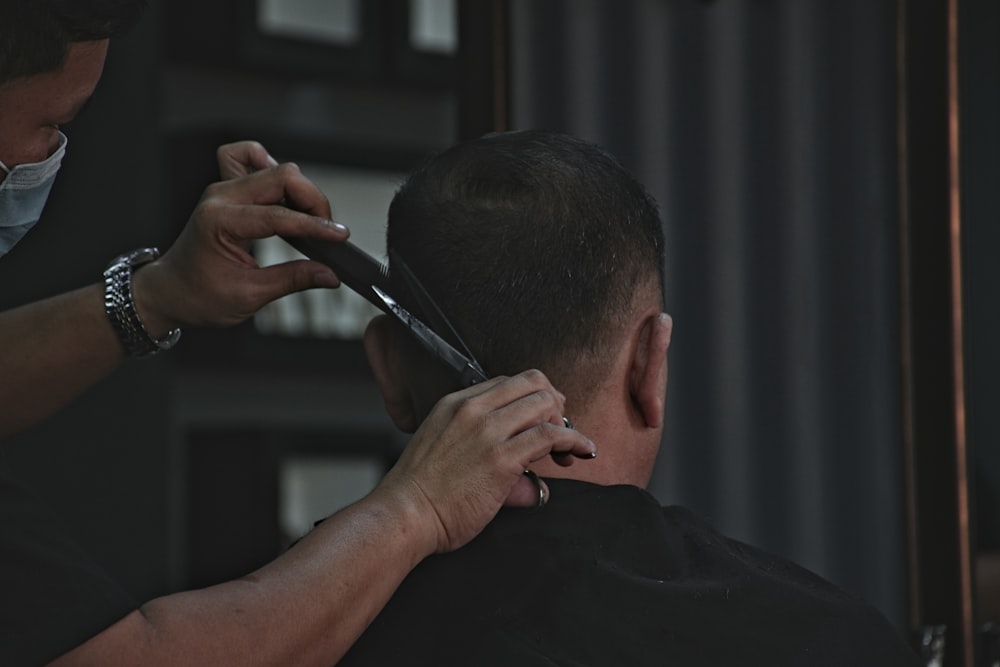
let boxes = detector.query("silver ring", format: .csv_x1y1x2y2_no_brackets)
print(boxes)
523,469,547,510
562,417,574,429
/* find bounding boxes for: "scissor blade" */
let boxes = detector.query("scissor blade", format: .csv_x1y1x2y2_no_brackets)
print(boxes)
282,236,390,312
372,285,489,387
388,249,486,375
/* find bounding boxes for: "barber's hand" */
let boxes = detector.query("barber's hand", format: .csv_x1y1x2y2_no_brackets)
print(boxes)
374,370,597,554
131,158,348,334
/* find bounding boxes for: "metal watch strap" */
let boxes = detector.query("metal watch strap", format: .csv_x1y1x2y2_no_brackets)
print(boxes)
103,247,182,357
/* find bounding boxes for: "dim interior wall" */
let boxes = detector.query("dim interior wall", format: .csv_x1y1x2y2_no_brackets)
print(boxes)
511,0,906,627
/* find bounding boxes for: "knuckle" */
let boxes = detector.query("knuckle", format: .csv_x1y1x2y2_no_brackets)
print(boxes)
535,420,555,435
453,395,482,420
201,181,226,201
538,422,575,446
191,199,224,230
521,368,546,384
274,162,301,178
429,391,461,420
527,388,557,412
454,395,493,435
536,421,562,441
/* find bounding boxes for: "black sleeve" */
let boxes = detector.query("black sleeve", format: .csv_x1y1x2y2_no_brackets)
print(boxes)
0,475,136,666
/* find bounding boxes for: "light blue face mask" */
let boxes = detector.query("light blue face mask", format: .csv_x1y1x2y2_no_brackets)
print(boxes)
0,131,68,257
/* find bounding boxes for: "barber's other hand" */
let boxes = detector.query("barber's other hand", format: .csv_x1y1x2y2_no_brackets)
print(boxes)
131,159,348,334
374,370,597,554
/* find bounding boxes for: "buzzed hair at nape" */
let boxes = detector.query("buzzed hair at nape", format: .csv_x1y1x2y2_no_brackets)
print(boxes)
386,129,665,396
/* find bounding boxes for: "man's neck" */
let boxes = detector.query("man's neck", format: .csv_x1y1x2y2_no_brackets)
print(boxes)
526,405,661,489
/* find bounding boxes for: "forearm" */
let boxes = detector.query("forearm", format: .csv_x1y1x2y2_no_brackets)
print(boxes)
0,158,352,439
50,485,436,667
0,284,125,438
45,370,595,666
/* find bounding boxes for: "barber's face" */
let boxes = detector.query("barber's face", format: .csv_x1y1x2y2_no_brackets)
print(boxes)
0,39,108,182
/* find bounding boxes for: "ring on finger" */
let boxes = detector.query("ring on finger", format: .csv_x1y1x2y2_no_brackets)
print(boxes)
523,469,547,510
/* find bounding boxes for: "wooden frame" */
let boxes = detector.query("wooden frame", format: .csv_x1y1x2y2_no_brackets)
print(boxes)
237,1,385,81
897,0,977,664
385,0,458,89
456,0,510,140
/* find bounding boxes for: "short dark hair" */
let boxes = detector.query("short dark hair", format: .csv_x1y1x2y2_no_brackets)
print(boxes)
387,129,665,393
0,0,147,84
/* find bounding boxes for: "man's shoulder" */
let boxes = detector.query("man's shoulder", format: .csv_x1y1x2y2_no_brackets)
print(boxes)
342,477,921,667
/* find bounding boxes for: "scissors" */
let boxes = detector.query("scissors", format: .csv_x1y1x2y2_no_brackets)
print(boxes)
281,236,489,389
283,235,577,508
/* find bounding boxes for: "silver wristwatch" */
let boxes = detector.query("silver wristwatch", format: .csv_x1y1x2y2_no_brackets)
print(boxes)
103,247,182,357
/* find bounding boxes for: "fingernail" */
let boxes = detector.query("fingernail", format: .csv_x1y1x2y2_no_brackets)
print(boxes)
313,271,339,288
321,219,350,234
266,154,279,167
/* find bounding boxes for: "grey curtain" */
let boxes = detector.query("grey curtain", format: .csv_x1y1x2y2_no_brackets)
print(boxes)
510,0,906,627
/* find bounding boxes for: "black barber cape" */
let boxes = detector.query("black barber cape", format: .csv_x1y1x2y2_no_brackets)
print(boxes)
340,478,920,667
0,474,136,665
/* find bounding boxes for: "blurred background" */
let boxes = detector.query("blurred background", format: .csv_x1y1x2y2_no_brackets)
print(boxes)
0,1,996,664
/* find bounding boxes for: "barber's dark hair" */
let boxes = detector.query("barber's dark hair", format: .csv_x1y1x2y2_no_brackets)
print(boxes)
0,0,147,84
388,129,665,391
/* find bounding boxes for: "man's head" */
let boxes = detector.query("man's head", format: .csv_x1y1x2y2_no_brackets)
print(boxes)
0,1,145,175
365,130,672,487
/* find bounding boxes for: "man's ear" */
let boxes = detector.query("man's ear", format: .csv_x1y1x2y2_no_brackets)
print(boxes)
363,315,419,433
629,313,673,429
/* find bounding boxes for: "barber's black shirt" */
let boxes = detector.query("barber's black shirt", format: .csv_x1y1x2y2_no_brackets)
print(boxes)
341,478,921,666
0,475,136,666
